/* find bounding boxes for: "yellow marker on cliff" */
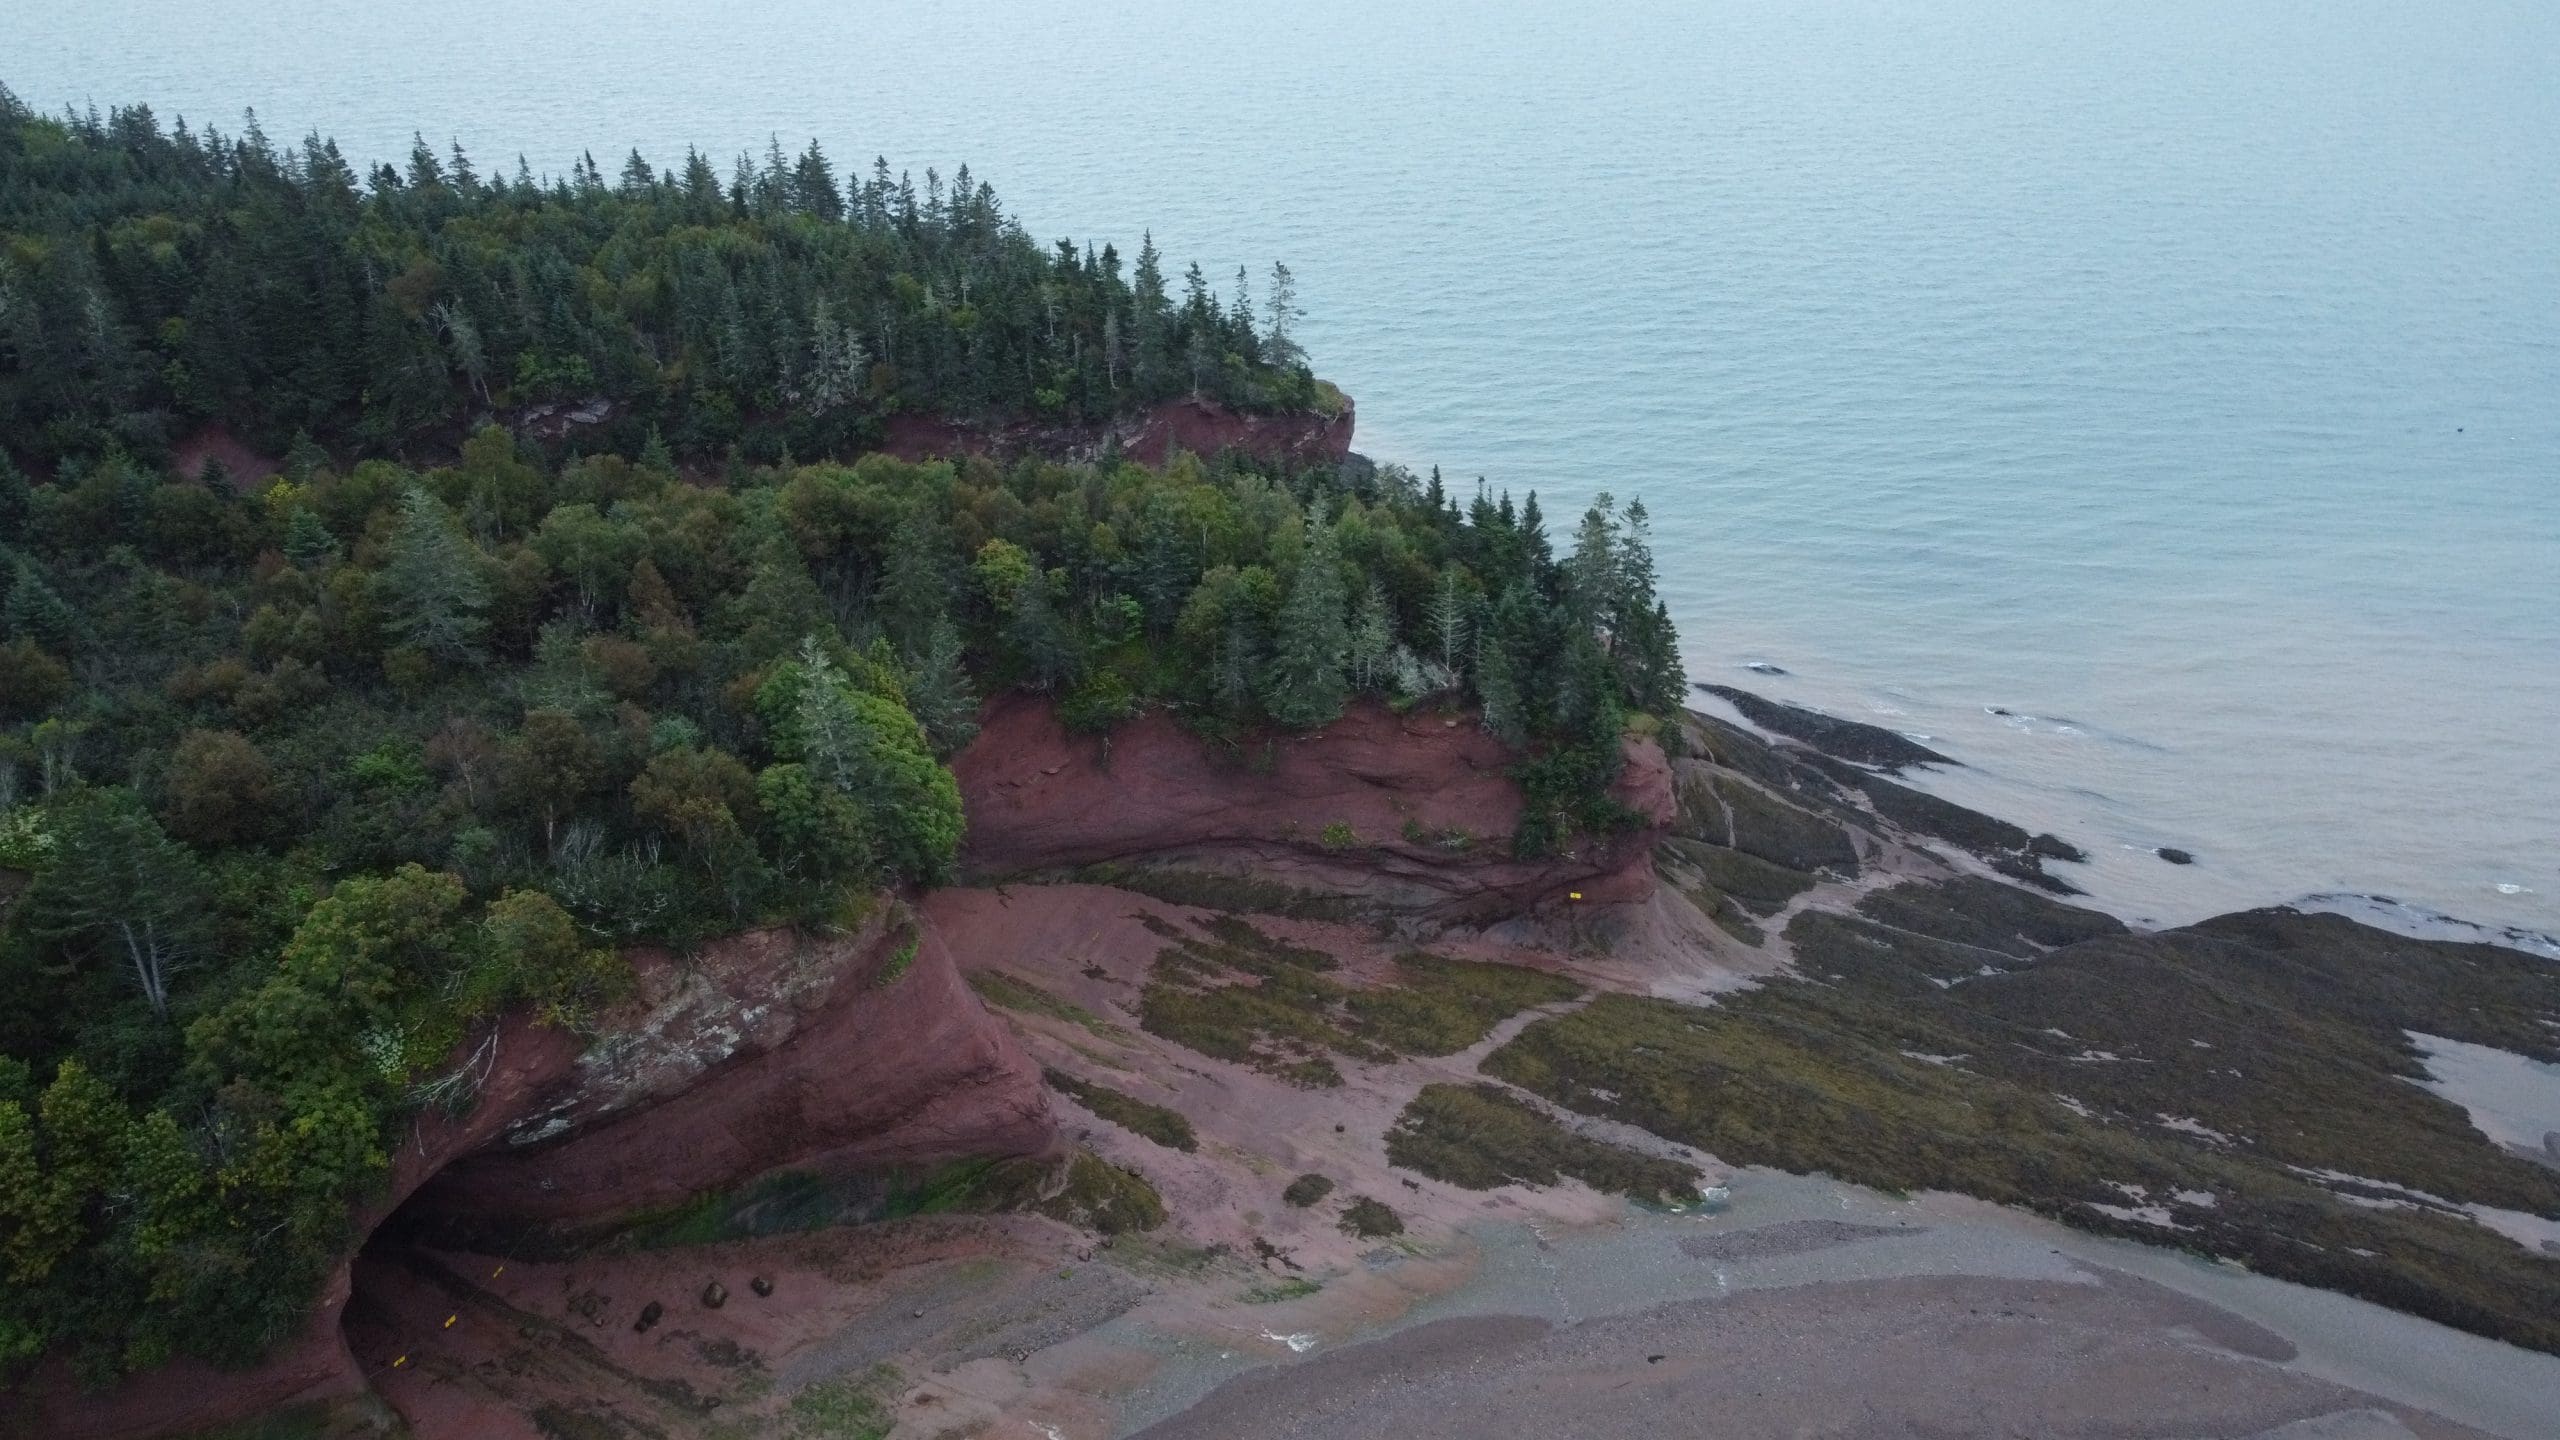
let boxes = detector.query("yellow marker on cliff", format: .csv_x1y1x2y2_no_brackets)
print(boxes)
443,1315,457,1329
1569,891,1583,901
391,1355,408,1369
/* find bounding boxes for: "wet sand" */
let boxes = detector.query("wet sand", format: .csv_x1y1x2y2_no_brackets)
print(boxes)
1130,1271,2492,1440
1098,1177,2560,1440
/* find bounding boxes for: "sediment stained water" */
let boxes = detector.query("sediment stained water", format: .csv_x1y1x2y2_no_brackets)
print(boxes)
13,0,2556,932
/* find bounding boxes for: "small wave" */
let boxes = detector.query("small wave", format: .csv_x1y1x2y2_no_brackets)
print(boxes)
1743,661,1788,676
2493,883,2535,896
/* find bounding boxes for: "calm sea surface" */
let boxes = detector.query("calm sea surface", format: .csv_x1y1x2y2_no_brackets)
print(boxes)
12,0,2557,934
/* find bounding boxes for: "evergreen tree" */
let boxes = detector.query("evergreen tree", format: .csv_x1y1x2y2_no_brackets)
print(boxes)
1263,502,1349,729
1424,566,1471,685
1003,571,1078,691
18,794,208,1019
1,560,73,651
1263,261,1304,370
1349,578,1395,693
377,487,489,662
877,510,954,657
901,614,980,755
1474,624,1527,747
1564,492,1620,633
281,507,338,570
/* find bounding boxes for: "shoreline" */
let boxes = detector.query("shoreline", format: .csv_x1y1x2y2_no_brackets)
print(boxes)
1109,1175,2560,1440
1685,678,2560,952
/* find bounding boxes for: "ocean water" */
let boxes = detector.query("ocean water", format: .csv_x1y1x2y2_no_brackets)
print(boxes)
12,0,2557,934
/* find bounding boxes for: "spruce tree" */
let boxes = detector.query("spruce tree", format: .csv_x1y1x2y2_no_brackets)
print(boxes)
2,559,74,651
282,508,338,570
1263,503,1350,729
1003,572,1078,691
377,487,489,662
1564,492,1620,633
1424,566,1471,686
901,615,981,755
1348,579,1396,693
1474,624,1527,747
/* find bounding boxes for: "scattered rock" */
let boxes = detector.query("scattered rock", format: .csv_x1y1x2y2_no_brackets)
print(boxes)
1993,855,2084,897
700,1282,727,1310
2028,833,2088,865
1699,685,1954,773
2158,847,2195,866
634,1301,663,1334
749,1276,773,1298
1744,662,1788,675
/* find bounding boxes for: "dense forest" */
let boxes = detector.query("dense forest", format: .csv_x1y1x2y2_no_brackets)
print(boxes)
0,87,1329,466
0,94,1684,1384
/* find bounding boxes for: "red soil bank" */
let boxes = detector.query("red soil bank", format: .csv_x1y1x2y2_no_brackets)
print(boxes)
952,695,1674,921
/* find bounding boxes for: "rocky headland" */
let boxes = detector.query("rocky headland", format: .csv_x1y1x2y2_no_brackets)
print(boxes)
20,687,2560,1440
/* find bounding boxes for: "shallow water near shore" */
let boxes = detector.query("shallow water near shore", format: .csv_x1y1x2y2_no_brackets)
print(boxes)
11,0,2557,934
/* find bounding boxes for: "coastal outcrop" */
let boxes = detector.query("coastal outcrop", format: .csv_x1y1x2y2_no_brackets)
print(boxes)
950,695,1675,923
26,910,1055,1440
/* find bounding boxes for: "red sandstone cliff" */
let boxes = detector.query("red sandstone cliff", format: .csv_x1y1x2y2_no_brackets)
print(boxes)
27,910,1052,1440
26,695,1669,1439
952,696,1675,923
877,394,1354,469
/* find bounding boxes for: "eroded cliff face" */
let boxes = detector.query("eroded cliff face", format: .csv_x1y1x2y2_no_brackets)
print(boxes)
952,695,1675,923
405,914,1054,1232
31,910,1053,1440
876,394,1355,469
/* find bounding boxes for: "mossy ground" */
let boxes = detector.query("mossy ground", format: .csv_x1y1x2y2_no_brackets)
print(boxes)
782,1364,901,1439
967,970,1126,1039
1485,880,2560,1353
1281,1173,1336,1208
1135,913,1578,1084
1044,1068,1198,1152
1337,1196,1404,1239
1387,1082,1698,1203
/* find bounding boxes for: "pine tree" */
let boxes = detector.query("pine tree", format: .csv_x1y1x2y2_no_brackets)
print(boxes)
1263,502,1350,729
377,486,489,662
